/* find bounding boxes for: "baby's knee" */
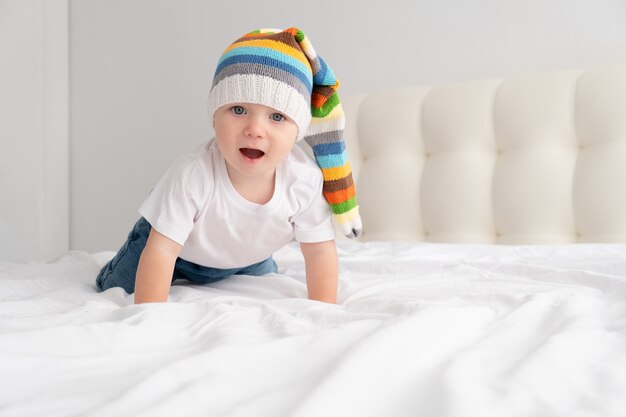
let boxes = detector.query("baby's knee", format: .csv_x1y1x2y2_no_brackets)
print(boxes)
95,263,135,294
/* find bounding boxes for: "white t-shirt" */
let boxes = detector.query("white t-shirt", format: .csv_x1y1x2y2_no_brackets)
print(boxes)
138,139,335,269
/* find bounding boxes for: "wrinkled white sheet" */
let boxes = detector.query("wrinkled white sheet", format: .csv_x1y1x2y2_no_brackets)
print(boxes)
1,241,625,417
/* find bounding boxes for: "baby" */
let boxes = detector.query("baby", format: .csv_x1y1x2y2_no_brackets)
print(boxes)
95,27,362,304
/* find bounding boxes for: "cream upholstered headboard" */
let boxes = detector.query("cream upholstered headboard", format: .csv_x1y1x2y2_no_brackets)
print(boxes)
341,64,626,244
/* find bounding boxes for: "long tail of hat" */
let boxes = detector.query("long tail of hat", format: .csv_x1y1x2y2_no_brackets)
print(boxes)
288,28,363,239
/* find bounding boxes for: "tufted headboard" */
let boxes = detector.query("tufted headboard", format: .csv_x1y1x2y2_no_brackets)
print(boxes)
341,64,626,244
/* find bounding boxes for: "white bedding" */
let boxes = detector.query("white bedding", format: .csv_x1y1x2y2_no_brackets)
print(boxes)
1,241,625,417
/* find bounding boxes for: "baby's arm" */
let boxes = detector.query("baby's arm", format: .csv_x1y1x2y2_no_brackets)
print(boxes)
134,228,182,304
300,240,339,304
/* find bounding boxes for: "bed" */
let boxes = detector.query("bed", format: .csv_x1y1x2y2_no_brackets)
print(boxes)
2,63,626,417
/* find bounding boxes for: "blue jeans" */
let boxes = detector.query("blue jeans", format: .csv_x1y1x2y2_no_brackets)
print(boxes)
95,217,278,294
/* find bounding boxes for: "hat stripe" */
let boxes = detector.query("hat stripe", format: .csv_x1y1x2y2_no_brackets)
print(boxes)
215,55,312,93
324,184,356,204
320,162,352,181
220,44,311,75
212,63,311,100
312,92,340,118
324,175,354,192
312,58,336,86
304,130,342,145
217,48,311,80
315,150,348,169
332,207,361,224
311,141,345,156
329,197,357,215
312,84,339,106
240,29,296,43
235,32,315,66
224,39,312,68
307,107,345,136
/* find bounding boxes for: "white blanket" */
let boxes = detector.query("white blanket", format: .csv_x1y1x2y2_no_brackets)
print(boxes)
1,241,625,417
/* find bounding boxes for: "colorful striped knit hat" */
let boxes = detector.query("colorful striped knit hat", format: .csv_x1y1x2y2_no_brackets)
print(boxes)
207,27,362,238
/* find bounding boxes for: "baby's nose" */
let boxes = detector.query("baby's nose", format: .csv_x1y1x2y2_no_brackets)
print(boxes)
244,117,266,137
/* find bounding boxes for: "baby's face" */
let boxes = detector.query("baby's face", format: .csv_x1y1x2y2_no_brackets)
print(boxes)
214,103,299,183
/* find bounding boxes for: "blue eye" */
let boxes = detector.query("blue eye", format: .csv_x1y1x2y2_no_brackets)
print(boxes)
231,106,245,115
271,113,285,122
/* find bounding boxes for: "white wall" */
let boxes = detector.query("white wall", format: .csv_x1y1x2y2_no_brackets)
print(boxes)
0,0,69,262
3,0,626,257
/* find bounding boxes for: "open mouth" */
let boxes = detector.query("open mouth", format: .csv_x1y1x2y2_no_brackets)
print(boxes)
239,148,265,159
